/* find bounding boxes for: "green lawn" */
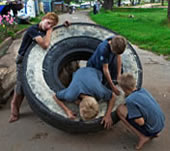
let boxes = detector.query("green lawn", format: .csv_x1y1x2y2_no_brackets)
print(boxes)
90,8,170,55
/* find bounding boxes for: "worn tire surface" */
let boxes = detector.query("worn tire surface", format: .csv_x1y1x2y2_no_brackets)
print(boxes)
22,23,143,133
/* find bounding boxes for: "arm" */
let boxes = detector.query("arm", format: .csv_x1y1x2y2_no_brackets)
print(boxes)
103,64,120,95
101,93,115,129
53,95,76,119
134,117,145,126
117,55,122,81
35,28,53,49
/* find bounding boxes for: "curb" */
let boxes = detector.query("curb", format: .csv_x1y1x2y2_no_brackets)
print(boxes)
0,28,27,58
15,28,27,35
0,37,13,58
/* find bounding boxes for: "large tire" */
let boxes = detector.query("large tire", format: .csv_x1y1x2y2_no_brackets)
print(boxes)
22,23,143,133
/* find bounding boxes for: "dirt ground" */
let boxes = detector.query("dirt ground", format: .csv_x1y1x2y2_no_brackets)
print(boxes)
0,10,170,151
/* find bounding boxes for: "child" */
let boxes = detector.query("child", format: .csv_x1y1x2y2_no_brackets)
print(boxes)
53,67,115,129
87,35,127,95
117,73,165,150
9,12,69,123
79,96,99,121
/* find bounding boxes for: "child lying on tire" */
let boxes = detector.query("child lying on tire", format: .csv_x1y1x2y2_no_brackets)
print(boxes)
9,12,70,123
117,73,165,150
53,67,116,129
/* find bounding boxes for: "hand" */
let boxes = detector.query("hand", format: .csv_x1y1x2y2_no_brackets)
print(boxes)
112,86,120,96
67,109,76,120
63,21,71,27
101,114,113,129
47,27,53,33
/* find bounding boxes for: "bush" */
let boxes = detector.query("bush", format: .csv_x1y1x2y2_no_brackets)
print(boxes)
0,12,16,42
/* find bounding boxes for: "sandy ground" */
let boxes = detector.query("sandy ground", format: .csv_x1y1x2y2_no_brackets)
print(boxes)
0,10,170,151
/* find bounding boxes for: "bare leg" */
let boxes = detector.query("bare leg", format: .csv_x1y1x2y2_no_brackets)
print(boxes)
9,92,24,123
117,104,151,150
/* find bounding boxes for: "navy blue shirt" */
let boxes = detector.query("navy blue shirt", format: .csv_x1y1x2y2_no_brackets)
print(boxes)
18,24,46,56
87,38,118,80
126,88,165,134
56,67,112,102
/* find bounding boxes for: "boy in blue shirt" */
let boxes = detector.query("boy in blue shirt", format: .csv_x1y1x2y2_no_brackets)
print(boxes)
53,67,115,129
87,35,127,95
117,73,165,150
9,12,69,123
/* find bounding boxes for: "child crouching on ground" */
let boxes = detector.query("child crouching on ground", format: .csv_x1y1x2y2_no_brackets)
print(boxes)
116,73,165,150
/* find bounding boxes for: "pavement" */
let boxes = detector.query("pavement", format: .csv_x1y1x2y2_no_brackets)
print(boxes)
0,10,170,151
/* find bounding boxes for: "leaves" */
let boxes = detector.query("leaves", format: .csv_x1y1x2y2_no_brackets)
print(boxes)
0,12,16,41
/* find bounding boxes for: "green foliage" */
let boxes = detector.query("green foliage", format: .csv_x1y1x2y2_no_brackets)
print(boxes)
0,14,44,44
90,8,170,55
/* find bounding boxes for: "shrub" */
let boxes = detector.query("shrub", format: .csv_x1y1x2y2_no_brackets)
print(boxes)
0,12,16,42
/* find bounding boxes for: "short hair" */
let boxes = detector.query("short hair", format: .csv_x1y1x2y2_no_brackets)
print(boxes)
118,73,136,91
42,12,59,26
111,35,127,54
79,96,99,121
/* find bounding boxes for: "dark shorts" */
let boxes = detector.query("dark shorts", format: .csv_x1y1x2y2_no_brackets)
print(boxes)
15,55,24,96
126,116,159,137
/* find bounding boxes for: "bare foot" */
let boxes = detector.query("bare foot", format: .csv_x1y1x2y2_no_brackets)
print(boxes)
136,135,151,150
151,133,160,140
9,113,19,123
155,133,160,137
9,103,19,123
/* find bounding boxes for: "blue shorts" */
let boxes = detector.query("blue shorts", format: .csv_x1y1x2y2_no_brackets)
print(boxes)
126,116,159,137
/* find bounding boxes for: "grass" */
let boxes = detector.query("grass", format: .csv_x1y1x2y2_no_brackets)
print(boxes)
90,8,170,55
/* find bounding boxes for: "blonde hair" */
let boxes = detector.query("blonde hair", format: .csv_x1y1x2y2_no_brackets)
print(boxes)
118,73,136,91
42,12,59,26
111,35,127,54
79,96,99,120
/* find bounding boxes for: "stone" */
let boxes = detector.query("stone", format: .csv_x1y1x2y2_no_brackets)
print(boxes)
0,35,23,104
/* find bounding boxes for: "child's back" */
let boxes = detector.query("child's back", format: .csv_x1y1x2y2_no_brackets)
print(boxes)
126,88,165,134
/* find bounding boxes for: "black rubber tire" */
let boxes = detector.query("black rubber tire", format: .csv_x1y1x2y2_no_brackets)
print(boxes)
21,23,143,133
43,36,101,91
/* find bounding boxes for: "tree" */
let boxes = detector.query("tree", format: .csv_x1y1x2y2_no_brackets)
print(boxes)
168,0,170,21
138,0,141,4
130,0,135,6
64,0,72,4
103,0,114,10
161,0,164,6
117,0,121,7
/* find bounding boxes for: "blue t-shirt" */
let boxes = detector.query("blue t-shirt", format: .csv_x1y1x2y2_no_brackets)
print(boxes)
56,67,112,102
18,24,46,56
87,38,118,80
126,88,165,134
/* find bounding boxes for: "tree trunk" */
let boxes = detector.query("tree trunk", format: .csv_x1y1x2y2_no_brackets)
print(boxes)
138,0,141,4
103,0,114,10
168,0,170,21
130,0,135,6
65,0,71,4
162,0,164,6
118,0,121,7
